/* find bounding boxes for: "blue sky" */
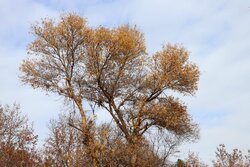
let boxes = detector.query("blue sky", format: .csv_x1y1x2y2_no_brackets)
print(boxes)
1,0,250,164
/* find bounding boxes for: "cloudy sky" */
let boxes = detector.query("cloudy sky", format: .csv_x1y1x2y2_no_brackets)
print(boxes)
1,0,250,164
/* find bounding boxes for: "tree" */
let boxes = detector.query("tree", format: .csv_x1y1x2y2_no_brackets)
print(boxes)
175,159,185,167
185,152,208,167
20,13,200,166
0,103,40,166
170,152,208,167
213,144,250,167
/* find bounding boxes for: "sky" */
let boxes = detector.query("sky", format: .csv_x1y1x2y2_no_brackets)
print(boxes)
1,0,250,164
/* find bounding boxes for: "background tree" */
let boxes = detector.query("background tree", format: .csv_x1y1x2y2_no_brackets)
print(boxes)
184,152,208,167
213,144,250,167
20,13,200,166
170,152,208,167
0,103,40,167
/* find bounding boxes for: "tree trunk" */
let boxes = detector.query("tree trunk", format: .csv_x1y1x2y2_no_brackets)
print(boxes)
75,99,98,167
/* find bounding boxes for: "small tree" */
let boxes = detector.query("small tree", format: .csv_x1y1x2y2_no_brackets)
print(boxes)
0,104,40,166
20,13,200,166
213,144,250,167
185,152,208,167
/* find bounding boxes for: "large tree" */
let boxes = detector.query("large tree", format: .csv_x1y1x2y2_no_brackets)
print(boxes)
20,13,200,166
